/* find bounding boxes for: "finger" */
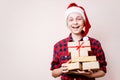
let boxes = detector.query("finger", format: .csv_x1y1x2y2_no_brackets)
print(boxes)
88,69,93,74
62,70,69,73
77,70,91,75
62,68,69,73
62,63,68,67
67,59,72,63
62,66,68,70
61,65,68,70
88,69,91,71
77,70,85,73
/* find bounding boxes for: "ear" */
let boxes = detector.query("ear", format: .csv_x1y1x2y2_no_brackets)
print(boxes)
83,26,85,31
66,21,68,27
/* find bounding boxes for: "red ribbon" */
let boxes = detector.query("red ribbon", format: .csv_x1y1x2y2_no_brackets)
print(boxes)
68,42,90,57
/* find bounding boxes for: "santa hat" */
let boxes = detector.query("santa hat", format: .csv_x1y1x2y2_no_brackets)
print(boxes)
65,3,91,37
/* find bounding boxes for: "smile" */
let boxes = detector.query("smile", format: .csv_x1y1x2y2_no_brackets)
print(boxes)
72,26,80,29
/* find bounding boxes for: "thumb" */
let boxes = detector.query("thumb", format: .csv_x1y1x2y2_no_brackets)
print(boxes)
88,69,93,74
67,59,72,63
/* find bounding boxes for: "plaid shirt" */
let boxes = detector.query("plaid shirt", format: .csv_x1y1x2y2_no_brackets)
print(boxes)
50,34,107,80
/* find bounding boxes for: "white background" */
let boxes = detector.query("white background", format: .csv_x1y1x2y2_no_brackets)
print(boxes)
0,0,120,80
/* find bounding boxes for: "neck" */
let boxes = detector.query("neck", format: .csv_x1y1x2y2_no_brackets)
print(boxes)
71,33,83,42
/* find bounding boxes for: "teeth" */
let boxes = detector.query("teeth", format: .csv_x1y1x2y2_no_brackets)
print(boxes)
72,26,79,29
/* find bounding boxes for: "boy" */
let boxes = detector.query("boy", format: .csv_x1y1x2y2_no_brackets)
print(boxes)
50,3,107,80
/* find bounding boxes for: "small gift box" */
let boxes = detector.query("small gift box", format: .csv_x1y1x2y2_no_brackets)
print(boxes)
68,62,82,70
82,61,100,70
68,41,91,57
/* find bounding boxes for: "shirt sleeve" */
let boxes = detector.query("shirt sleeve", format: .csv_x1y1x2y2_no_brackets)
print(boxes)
50,44,61,70
95,41,107,73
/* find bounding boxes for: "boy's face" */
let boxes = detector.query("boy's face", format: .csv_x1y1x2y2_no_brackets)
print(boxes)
67,12,85,35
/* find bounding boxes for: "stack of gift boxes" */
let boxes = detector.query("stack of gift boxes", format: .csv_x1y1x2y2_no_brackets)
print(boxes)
67,37,99,71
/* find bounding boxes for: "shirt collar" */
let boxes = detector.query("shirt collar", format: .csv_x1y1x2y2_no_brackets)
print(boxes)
68,33,83,42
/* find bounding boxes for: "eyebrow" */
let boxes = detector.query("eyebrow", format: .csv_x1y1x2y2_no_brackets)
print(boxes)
68,16,82,19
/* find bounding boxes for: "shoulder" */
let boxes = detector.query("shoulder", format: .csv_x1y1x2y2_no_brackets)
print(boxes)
88,37,100,42
88,37,101,45
54,37,69,47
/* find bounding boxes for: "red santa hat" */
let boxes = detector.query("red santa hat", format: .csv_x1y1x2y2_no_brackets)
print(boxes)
65,3,91,37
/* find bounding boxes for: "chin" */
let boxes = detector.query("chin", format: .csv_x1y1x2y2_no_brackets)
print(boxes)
72,32,81,35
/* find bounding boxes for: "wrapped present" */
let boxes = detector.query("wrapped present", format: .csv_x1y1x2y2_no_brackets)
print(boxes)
70,50,79,59
79,48,89,56
70,49,89,60
68,62,82,70
72,56,97,62
82,61,100,70
68,41,91,57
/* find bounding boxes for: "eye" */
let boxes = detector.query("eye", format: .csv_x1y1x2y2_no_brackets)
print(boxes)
68,18,73,22
77,17,82,20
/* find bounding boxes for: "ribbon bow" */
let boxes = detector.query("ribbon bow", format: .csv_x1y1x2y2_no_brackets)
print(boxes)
68,41,90,57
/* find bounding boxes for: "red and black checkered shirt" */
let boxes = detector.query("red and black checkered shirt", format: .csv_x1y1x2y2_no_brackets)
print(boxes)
50,34,107,80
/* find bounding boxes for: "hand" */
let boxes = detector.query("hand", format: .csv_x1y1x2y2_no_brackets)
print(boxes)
61,60,71,73
76,70,93,75
68,69,93,76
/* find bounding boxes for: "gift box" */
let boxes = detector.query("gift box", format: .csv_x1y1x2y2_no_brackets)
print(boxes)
68,62,82,70
70,49,89,60
82,61,99,70
71,56,97,62
68,41,91,57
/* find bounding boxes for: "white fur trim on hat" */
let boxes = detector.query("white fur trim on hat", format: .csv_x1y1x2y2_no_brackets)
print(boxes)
65,7,85,20
83,36,89,41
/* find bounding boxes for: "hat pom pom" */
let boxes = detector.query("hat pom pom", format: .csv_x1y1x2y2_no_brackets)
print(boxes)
83,36,89,41
67,3,78,8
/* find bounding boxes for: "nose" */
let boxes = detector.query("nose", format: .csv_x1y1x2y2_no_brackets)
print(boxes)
73,19,78,25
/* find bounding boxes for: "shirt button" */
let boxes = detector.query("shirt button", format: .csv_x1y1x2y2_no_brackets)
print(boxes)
65,56,67,58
